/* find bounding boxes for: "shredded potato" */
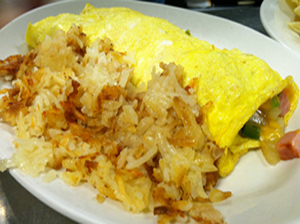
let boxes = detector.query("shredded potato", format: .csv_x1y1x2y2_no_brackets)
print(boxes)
0,25,230,223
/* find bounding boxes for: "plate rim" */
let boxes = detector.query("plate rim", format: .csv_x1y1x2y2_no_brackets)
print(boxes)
260,0,300,58
1,0,300,224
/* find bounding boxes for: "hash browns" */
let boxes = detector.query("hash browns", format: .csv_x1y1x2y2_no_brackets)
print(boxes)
0,25,230,224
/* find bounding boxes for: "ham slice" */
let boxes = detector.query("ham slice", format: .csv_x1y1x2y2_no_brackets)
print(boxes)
279,91,291,117
276,130,300,160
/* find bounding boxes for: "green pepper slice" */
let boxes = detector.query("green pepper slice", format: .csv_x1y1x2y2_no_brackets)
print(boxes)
240,123,261,140
270,95,280,108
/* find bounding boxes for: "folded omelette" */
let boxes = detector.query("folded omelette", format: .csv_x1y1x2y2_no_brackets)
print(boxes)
25,4,299,177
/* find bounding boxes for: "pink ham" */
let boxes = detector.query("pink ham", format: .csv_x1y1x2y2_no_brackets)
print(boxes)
276,130,300,160
279,91,291,117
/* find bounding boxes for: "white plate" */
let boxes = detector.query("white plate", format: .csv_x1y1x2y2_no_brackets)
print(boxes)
1,0,300,223
260,0,300,58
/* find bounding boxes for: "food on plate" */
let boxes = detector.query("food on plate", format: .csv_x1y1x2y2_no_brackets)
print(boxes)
276,129,300,160
0,25,229,223
0,4,299,224
25,4,299,177
287,0,300,35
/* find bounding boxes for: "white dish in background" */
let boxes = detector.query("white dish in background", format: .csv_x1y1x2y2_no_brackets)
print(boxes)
0,0,300,223
260,0,300,57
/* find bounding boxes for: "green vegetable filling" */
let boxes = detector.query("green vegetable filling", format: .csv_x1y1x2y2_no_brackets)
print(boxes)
240,123,261,140
185,29,191,35
270,95,280,108
239,93,282,140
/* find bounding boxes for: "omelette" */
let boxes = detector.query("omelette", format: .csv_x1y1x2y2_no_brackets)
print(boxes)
25,4,299,177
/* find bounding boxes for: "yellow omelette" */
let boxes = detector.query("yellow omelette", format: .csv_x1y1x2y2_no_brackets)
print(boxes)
25,4,299,177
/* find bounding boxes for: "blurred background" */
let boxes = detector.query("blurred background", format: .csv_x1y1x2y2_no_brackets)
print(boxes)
0,0,263,29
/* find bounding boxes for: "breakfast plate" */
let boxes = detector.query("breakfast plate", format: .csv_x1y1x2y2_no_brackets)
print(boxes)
0,0,300,224
260,0,300,57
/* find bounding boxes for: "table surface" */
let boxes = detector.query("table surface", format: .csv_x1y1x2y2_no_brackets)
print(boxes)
0,4,267,224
